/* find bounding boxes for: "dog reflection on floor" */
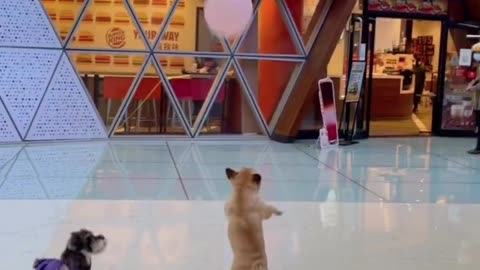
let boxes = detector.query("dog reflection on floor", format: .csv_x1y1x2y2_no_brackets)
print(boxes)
225,168,282,270
33,229,107,270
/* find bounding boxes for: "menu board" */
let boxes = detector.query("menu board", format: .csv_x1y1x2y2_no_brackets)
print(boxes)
345,61,366,103
368,0,448,15
42,0,194,74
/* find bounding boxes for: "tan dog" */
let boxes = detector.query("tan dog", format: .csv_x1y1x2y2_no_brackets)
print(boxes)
225,168,282,270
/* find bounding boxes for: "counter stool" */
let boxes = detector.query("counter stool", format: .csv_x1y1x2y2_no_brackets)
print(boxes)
104,76,133,132
192,78,226,132
168,77,193,128
133,78,162,133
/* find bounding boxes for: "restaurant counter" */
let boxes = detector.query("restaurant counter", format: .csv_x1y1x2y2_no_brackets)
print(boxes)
366,74,414,120
330,73,414,121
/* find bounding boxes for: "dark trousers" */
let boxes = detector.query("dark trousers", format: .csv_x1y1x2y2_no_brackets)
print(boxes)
413,85,424,111
475,110,480,150
413,95,422,111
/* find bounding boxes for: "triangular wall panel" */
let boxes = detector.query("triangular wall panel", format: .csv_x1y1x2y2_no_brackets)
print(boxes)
66,51,149,131
234,0,303,56
0,0,61,48
195,59,269,137
151,53,230,135
67,0,149,50
111,55,193,136
128,0,175,48
26,53,107,141
155,0,230,53
235,57,303,125
0,48,62,138
283,0,321,52
40,0,88,43
0,100,21,142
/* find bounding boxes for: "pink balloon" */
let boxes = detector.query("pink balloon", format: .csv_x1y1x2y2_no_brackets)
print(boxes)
204,0,253,38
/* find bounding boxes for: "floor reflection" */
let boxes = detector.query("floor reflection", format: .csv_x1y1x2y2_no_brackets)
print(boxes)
1,137,480,269
0,137,478,203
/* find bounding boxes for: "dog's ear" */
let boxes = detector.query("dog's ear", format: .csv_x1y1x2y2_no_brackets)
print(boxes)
226,168,237,180
252,173,262,185
67,232,82,251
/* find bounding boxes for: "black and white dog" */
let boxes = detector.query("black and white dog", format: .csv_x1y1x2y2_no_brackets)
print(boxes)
33,229,107,270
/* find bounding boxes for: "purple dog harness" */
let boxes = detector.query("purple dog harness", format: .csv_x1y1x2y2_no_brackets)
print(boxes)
34,259,66,270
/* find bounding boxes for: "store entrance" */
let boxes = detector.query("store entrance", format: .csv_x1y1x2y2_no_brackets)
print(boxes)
367,18,441,136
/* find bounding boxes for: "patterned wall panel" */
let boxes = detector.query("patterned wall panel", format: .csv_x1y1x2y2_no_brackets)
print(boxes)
0,48,62,138
0,0,307,142
0,0,61,48
0,101,21,142
26,53,107,141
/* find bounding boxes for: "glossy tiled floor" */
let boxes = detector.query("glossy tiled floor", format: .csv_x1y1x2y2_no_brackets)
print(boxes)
1,137,480,269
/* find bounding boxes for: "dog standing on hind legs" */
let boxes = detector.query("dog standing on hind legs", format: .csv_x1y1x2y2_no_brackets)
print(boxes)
225,168,282,270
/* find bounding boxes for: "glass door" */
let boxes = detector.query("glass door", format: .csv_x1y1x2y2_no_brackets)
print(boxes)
340,14,366,140
439,24,480,135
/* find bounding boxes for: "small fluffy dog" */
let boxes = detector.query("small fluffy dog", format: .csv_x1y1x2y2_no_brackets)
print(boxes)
225,168,282,270
33,229,107,270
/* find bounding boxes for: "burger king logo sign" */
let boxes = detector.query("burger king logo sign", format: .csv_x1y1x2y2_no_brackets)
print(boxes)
106,28,126,48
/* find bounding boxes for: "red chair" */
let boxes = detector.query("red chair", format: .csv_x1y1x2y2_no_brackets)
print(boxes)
104,76,163,133
104,76,134,129
191,77,226,131
133,78,162,132
169,77,193,127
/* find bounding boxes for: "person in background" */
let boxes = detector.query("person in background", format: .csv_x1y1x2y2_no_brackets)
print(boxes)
466,76,480,154
398,59,414,93
413,59,427,113
198,58,219,74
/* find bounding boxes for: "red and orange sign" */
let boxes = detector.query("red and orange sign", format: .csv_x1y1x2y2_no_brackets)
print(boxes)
368,0,447,15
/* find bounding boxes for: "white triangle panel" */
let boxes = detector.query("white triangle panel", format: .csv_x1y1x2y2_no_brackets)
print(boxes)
26,54,107,141
0,48,62,138
0,0,61,48
0,100,21,142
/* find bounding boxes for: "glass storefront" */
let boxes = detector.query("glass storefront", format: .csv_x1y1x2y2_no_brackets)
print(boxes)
38,0,327,138
440,26,480,134
298,0,480,139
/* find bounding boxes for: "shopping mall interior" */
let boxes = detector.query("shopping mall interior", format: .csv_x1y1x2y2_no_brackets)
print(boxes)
1,0,480,269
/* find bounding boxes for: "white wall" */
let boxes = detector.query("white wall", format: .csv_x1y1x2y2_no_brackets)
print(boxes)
374,18,402,52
